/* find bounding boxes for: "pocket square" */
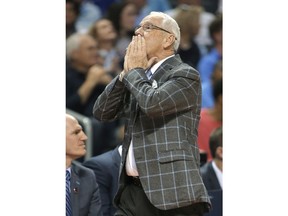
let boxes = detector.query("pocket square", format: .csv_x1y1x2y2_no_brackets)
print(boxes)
152,80,158,89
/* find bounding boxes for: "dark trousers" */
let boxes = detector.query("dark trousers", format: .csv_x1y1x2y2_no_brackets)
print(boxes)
115,178,207,216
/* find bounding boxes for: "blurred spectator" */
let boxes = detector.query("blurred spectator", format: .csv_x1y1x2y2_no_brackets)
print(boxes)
66,0,80,38
197,13,222,85
175,5,202,68
88,18,121,75
74,0,102,33
83,145,122,216
200,126,222,190
106,1,138,62
131,0,171,26
66,33,118,156
202,59,222,108
198,79,222,161
166,0,215,55
66,33,111,116
129,0,150,26
200,0,221,15
201,125,222,216
66,113,103,216
92,0,120,15
217,0,222,14
147,0,171,12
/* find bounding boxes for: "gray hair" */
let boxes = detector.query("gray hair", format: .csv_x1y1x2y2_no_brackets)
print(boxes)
66,33,85,60
149,11,180,52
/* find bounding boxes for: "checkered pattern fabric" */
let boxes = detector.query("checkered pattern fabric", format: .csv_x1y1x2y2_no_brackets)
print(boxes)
93,55,211,210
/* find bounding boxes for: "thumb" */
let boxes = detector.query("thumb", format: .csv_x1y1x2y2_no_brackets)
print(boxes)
146,57,158,69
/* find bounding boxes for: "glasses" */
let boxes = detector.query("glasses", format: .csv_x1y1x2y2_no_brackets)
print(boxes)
135,23,177,40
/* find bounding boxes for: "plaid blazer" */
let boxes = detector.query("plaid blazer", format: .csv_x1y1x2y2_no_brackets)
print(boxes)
93,54,211,210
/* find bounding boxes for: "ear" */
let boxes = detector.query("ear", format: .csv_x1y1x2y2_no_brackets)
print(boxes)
216,146,223,160
71,50,79,61
163,34,175,50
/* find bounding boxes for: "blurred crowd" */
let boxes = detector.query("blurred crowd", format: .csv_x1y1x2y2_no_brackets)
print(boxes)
66,0,222,215
66,0,222,157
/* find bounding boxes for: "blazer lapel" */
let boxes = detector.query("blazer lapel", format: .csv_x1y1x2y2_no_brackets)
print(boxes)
153,54,182,82
208,162,221,190
71,163,81,216
112,146,121,169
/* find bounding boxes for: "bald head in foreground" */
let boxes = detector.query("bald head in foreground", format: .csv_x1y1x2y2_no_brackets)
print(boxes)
66,114,103,216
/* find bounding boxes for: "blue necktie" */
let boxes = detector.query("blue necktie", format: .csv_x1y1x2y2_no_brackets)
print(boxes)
66,170,72,216
146,69,152,80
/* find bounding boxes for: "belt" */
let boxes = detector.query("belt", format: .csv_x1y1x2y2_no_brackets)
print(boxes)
129,176,142,187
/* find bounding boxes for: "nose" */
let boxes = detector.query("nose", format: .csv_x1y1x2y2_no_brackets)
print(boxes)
82,132,88,141
134,27,143,36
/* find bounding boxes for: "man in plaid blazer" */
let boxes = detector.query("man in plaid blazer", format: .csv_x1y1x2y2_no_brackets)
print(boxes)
93,11,211,216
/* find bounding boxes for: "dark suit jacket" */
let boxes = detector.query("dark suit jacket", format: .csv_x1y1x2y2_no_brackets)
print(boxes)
93,54,211,210
200,162,222,216
71,161,103,216
200,161,221,191
83,147,121,216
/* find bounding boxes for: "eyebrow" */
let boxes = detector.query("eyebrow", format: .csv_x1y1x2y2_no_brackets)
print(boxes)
73,125,82,133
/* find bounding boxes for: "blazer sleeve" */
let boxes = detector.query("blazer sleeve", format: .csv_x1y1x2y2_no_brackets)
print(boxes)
93,75,129,122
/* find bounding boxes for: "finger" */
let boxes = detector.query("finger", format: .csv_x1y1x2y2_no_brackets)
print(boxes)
141,36,147,56
132,36,137,53
126,39,133,56
124,55,128,72
124,42,132,71
136,35,141,52
140,35,145,51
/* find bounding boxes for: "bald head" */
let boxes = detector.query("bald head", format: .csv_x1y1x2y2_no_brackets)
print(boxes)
66,114,87,162
66,114,77,127
148,11,180,52
66,33,99,69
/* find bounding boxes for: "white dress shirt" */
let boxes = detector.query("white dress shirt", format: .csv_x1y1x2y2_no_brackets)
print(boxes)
212,161,223,189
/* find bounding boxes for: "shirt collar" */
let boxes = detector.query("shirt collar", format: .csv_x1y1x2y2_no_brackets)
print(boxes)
66,167,71,174
149,54,175,75
118,145,122,157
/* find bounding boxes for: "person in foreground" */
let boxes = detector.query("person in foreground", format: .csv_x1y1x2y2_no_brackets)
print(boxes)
200,126,222,216
93,11,211,216
200,126,222,191
66,114,103,216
